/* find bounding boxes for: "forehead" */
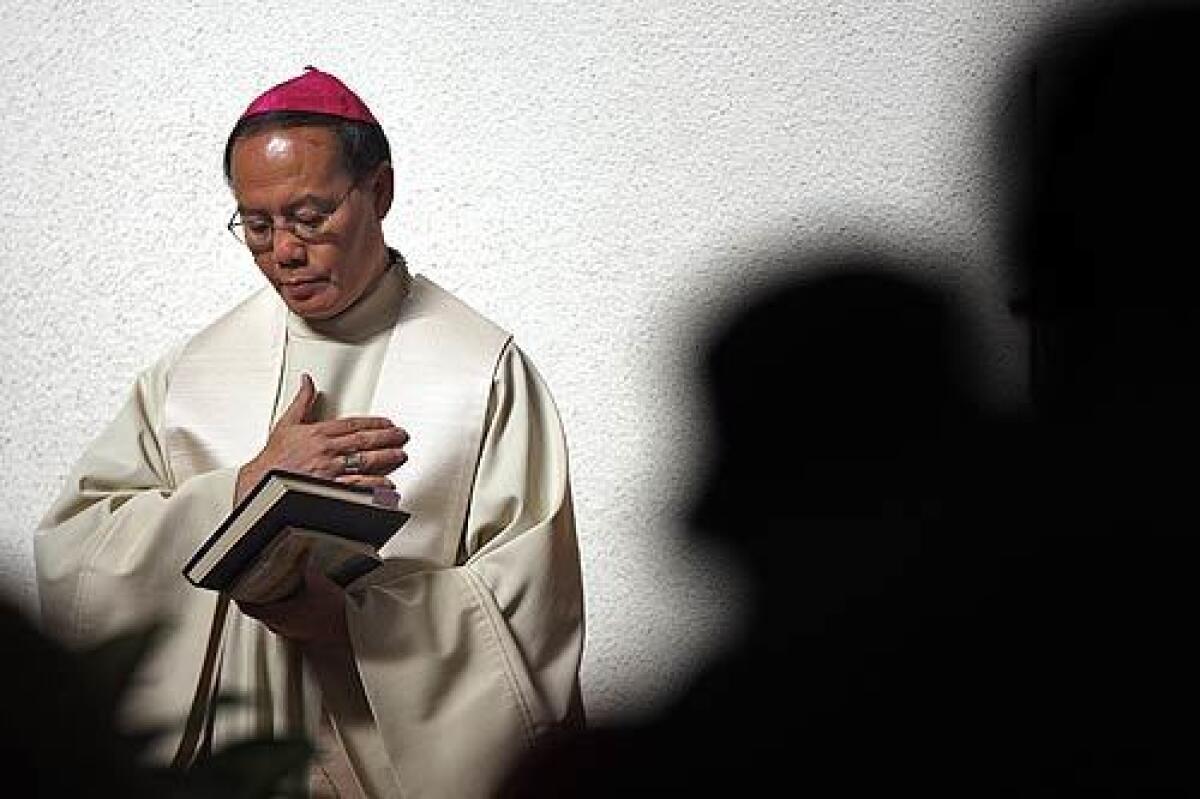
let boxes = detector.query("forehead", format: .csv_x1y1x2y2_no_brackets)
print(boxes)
229,125,347,197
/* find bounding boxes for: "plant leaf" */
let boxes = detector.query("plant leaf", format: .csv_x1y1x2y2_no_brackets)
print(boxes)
182,738,314,799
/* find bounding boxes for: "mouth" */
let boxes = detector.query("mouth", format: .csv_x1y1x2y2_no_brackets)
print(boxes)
279,278,331,301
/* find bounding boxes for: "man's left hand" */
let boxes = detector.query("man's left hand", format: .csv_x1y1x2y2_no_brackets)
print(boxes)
237,561,350,647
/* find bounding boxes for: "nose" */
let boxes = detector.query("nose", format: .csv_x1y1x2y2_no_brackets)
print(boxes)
272,226,307,268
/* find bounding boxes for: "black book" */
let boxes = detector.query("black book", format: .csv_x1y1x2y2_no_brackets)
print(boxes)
183,469,410,603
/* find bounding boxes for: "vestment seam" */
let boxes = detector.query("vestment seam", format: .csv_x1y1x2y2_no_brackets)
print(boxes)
455,338,515,564
461,566,539,749
339,636,408,797
70,512,124,640
157,360,181,490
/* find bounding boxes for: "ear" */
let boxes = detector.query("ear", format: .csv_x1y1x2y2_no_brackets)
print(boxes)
371,162,395,220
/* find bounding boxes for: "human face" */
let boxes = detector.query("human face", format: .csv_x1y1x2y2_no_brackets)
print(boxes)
229,126,391,320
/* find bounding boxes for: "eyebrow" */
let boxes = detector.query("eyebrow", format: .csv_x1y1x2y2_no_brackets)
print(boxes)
237,193,338,217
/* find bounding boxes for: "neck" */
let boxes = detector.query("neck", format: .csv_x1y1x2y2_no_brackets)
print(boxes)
355,247,392,303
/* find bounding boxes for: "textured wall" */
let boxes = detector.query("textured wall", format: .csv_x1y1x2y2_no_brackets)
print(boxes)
1,0,1097,719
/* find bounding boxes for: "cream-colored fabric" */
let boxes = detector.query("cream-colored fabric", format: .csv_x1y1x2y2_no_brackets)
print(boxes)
34,262,585,798
311,709,367,799
281,264,402,797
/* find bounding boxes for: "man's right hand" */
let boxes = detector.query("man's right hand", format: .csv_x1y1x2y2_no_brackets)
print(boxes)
234,373,409,504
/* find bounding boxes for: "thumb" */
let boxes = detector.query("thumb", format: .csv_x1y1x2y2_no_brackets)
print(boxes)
279,373,317,426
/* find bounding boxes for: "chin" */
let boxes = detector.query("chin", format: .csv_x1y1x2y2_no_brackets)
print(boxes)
279,285,345,319
291,301,344,320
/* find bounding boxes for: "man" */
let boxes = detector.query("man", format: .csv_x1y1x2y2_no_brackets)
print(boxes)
35,68,584,798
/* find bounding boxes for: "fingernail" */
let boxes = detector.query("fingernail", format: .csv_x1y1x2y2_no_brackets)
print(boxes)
372,487,401,508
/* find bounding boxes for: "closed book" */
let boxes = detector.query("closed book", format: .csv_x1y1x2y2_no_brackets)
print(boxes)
183,469,410,603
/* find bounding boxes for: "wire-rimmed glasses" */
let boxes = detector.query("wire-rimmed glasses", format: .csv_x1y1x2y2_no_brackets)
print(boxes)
227,179,361,251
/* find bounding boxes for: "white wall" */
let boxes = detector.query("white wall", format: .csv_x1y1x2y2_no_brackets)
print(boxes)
1,0,1096,720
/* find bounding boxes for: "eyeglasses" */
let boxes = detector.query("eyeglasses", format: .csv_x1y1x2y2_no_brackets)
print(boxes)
227,179,361,251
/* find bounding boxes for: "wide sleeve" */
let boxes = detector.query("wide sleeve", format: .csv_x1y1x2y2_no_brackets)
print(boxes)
34,346,237,648
344,343,585,798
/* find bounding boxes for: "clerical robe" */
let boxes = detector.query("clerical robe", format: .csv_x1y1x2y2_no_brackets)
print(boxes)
35,259,585,798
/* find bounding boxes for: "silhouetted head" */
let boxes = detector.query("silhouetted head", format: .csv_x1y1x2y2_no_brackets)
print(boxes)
692,265,983,552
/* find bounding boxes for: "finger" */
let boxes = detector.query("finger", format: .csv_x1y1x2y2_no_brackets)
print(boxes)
329,426,410,455
336,448,407,477
333,474,397,489
237,572,313,618
316,416,397,437
304,559,342,593
237,597,297,636
278,373,317,427
236,597,287,622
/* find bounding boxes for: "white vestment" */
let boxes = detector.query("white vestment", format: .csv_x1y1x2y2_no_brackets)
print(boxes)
35,261,585,798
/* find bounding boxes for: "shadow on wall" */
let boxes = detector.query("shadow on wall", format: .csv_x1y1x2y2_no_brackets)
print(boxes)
501,3,1200,795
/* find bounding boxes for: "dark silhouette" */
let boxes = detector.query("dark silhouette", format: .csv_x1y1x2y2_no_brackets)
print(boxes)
503,262,1041,796
503,3,1200,794
1011,1,1200,494
2,596,162,796
1,596,311,797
